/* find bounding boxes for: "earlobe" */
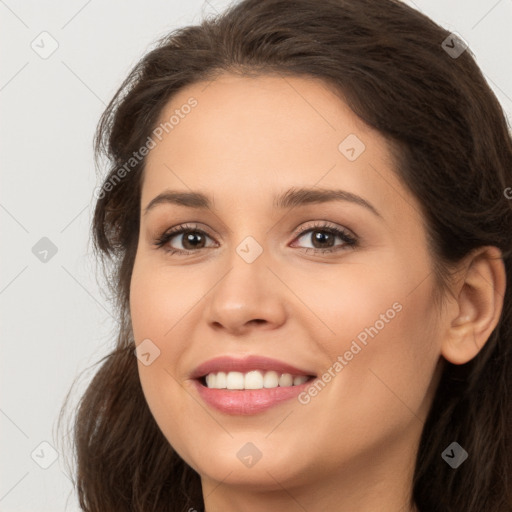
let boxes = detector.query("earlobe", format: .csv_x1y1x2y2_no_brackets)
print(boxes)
441,246,506,365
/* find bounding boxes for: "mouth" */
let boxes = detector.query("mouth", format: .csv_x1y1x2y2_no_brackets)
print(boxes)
190,355,317,415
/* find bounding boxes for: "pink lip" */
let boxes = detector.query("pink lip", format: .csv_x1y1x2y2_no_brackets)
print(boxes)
188,355,317,415
189,355,316,380
191,379,314,415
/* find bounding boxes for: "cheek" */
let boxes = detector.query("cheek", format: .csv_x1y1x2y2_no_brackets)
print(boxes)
129,261,201,464
323,275,441,433
130,255,208,342
280,249,434,356
129,258,189,404
296,286,441,474
300,250,441,430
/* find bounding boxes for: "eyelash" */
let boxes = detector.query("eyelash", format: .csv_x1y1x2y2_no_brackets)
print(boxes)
153,221,358,256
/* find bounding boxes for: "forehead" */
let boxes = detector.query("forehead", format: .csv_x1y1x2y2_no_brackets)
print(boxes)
142,73,418,224
148,73,375,173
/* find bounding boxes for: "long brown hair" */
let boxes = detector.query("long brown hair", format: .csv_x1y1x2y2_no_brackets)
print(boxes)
59,0,512,510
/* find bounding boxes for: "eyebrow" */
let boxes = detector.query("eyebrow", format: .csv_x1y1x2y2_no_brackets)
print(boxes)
143,187,381,217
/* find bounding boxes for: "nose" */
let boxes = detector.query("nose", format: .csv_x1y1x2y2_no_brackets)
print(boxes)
204,246,288,336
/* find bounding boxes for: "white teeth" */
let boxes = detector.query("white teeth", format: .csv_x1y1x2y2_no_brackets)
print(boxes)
204,370,310,390
205,373,215,388
216,371,227,389
244,370,264,389
293,375,308,386
278,373,293,387
263,370,279,388
226,371,244,390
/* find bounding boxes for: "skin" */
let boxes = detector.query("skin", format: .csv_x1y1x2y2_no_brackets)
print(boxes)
129,73,505,512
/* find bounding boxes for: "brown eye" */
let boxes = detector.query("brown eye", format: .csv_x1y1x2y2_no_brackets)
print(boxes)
298,229,337,249
154,224,216,255
176,230,208,250
293,224,357,253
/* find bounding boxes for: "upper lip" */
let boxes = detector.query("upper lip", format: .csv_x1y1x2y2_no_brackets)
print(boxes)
189,355,317,380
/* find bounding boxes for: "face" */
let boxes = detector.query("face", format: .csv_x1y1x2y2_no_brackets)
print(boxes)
130,74,444,494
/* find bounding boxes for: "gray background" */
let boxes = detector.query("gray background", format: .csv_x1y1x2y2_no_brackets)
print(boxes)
1,1,511,510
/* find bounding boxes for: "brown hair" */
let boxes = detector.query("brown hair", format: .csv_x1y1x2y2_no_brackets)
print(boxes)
60,0,512,510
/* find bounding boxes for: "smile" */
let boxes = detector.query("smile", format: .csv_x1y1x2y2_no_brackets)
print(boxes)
190,355,317,414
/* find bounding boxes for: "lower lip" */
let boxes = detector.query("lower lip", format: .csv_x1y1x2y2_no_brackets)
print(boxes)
192,378,313,415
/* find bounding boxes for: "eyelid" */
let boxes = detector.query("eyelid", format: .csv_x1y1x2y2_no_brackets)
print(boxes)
154,222,217,248
292,220,357,239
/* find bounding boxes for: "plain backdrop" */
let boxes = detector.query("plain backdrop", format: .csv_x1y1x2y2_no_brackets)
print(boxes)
1,1,511,510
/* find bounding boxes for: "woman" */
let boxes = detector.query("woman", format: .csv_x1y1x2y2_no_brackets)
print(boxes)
66,0,512,510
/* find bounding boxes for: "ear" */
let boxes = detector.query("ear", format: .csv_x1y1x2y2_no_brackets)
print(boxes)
441,246,506,365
